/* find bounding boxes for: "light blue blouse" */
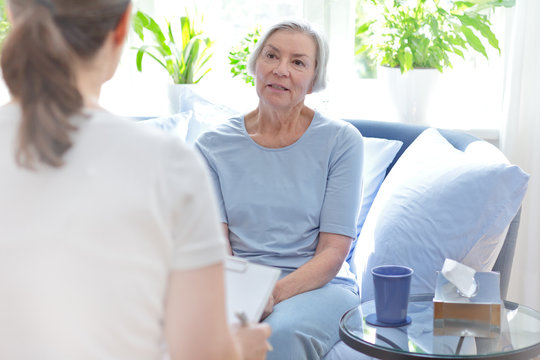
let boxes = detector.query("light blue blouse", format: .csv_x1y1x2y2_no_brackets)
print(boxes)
195,112,363,273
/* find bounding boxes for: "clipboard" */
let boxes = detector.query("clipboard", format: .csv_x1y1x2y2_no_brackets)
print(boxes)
224,256,281,324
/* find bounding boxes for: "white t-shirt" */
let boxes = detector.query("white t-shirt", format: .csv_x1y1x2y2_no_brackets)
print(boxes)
0,104,226,359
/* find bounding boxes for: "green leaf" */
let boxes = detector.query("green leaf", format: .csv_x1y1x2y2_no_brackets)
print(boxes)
356,20,375,35
453,1,476,10
140,11,167,46
457,13,500,53
451,46,465,59
167,21,176,49
131,9,213,84
132,11,146,41
396,46,413,73
460,25,488,58
184,39,200,83
180,16,191,51
136,46,167,72
135,46,148,71
194,67,212,84
355,44,371,55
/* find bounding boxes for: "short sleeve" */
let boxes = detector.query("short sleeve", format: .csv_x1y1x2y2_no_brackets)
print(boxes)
160,138,227,270
319,124,364,238
194,138,228,224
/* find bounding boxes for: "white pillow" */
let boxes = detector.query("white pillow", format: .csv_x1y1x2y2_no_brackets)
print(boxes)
137,112,191,140
358,137,403,236
184,100,239,145
346,137,402,269
355,128,529,301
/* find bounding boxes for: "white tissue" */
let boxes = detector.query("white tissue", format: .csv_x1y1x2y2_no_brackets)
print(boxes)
441,259,477,298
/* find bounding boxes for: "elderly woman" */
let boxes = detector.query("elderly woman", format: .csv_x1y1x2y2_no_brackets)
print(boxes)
196,20,363,359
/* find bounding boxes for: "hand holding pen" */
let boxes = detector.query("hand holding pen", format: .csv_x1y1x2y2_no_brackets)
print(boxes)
233,311,273,360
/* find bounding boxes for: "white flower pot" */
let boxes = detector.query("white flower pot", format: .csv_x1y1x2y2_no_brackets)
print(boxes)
168,83,200,114
377,66,440,125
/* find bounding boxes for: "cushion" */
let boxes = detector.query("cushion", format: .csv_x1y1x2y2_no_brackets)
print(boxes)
184,98,239,145
346,137,403,267
137,112,191,140
357,137,403,235
354,128,529,301
138,91,238,145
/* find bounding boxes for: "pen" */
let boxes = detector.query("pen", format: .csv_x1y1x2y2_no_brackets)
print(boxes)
235,311,248,327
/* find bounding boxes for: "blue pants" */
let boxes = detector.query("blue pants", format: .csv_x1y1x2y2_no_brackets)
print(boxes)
263,279,360,360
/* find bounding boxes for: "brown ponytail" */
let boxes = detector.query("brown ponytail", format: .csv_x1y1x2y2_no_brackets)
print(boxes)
1,0,130,169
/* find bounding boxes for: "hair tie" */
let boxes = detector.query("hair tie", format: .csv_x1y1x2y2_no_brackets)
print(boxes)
34,0,56,14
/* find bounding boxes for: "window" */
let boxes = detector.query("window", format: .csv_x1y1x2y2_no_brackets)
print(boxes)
103,0,507,138
0,0,509,139
101,0,306,116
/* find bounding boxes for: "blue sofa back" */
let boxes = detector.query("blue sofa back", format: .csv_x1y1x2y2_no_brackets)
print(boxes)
344,119,519,300
345,119,479,174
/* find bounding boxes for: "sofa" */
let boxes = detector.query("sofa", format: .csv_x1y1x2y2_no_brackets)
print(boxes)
139,106,529,359
322,119,527,360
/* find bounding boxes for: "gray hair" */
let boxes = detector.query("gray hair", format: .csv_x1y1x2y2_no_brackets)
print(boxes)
247,19,329,93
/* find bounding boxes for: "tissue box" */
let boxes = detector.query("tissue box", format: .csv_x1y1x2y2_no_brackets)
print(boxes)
433,271,502,338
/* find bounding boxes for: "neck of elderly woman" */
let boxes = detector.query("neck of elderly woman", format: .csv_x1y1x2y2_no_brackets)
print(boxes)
244,104,314,149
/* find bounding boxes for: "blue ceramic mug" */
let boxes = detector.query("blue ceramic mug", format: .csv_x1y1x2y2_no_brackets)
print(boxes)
372,265,414,325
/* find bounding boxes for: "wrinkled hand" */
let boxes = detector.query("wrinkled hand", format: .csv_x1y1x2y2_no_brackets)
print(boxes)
233,323,272,360
260,294,275,320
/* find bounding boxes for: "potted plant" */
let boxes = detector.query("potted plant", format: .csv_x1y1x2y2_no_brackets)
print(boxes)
356,0,515,124
228,25,261,87
132,9,214,113
357,0,515,73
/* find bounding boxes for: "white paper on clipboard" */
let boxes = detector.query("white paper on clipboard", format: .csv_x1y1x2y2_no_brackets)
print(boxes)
225,256,281,324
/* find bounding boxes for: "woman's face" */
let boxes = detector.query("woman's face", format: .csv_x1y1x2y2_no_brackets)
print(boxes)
254,29,317,111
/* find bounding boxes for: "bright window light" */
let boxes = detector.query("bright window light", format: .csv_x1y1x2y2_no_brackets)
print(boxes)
0,0,509,140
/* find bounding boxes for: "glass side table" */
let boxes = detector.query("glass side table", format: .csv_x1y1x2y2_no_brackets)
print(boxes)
339,294,540,360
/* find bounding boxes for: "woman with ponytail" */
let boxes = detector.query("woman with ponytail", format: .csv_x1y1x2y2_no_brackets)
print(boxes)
0,1,270,359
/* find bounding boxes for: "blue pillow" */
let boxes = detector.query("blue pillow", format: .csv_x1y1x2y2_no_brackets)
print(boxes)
346,137,403,268
354,129,529,301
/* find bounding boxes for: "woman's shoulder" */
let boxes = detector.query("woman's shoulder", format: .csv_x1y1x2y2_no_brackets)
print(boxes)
313,111,363,140
196,115,245,146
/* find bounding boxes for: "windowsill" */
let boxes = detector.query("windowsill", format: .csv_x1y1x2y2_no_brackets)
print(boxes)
0,70,501,147
98,74,501,146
